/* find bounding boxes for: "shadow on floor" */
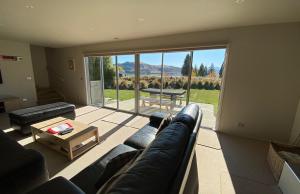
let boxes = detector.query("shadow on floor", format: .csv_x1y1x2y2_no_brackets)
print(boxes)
216,132,282,194
99,115,137,142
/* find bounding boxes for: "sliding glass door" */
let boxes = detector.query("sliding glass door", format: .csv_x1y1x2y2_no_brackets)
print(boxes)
86,55,136,113
86,47,227,117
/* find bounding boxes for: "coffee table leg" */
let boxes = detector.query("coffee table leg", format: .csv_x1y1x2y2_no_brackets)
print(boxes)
68,143,73,161
32,129,37,142
95,129,100,144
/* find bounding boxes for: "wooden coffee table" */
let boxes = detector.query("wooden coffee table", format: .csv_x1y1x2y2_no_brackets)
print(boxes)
31,117,100,161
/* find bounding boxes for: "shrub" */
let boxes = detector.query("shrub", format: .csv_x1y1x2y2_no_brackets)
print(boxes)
128,81,134,90
149,79,161,89
119,80,129,89
203,81,210,90
209,82,215,90
140,80,148,89
183,80,188,89
214,82,221,90
197,81,203,89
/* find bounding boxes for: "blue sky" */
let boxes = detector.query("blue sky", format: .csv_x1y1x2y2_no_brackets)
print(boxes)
113,48,226,68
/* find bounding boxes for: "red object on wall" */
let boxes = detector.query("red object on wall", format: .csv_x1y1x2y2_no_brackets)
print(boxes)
0,55,22,61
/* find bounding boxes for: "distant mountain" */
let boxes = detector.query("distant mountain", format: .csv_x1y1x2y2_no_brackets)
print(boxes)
118,62,182,76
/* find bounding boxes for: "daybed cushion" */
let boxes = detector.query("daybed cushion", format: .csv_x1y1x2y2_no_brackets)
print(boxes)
9,102,75,125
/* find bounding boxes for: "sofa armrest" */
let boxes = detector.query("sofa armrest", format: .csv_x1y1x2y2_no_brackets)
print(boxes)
0,149,49,194
149,112,170,128
0,149,46,175
27,177,85,194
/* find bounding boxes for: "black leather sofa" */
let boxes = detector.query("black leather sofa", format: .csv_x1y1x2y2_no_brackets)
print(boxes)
9,102,76,135
28,104,202,194
0,130,49,194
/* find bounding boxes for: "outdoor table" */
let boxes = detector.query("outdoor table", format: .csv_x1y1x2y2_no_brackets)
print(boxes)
141,88,186,109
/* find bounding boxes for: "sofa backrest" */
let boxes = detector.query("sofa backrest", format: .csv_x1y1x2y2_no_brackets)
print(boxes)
100,104,202,194
100,122,190,194
172,103,199,130
169,104,202,194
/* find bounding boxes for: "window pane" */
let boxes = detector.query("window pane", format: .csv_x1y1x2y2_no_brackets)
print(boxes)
162,51,190,114
139,53,162,115
117,54,135,112
103,56,117,109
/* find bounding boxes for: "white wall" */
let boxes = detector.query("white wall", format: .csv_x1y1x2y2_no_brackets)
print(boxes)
45,22,300,142
0,40,37,107
46,47,86,104
30,45,49,88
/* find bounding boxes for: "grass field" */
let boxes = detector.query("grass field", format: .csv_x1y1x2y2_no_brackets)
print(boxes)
104,89,220,112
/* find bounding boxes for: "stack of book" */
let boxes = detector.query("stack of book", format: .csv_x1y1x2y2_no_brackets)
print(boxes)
47,123,74,135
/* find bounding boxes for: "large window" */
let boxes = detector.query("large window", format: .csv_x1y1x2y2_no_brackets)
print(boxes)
85,47,227,116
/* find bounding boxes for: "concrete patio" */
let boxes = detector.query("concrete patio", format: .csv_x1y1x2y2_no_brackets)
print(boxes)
100,98,216,130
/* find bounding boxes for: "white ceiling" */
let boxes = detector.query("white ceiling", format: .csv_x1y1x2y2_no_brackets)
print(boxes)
0,0,299,48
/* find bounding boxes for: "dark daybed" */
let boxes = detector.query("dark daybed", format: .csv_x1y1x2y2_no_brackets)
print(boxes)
9,102,75,135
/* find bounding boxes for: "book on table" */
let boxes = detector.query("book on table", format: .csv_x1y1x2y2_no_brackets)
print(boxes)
47,123,74,135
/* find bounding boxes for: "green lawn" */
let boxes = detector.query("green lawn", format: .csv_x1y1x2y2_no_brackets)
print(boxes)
189,89,220,113
104,89,220,113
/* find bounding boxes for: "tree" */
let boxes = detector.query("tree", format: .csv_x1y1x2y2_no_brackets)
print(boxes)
219,63,224,78
181,54,191,76
198,63,206,77
204,66,208,76
88,57,101,81
208,63,216,77
209,63,215,74
103,56,115,88
192,65,198,76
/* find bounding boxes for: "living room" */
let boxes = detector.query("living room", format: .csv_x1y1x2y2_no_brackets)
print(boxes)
0,1,300,194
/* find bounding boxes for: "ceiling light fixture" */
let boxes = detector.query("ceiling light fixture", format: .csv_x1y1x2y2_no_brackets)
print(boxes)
25,5,34,9
235,0,245,4
137,18,145,22
234,0,245,4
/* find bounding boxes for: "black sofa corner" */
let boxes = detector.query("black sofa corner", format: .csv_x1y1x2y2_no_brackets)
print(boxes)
0,130,49,194
28,103,202,194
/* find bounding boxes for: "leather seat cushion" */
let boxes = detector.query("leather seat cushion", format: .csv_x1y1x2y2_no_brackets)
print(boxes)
9,102,75,125
172,104,199,130
71,144,136,194
100,122,190,194
124,124,158,149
